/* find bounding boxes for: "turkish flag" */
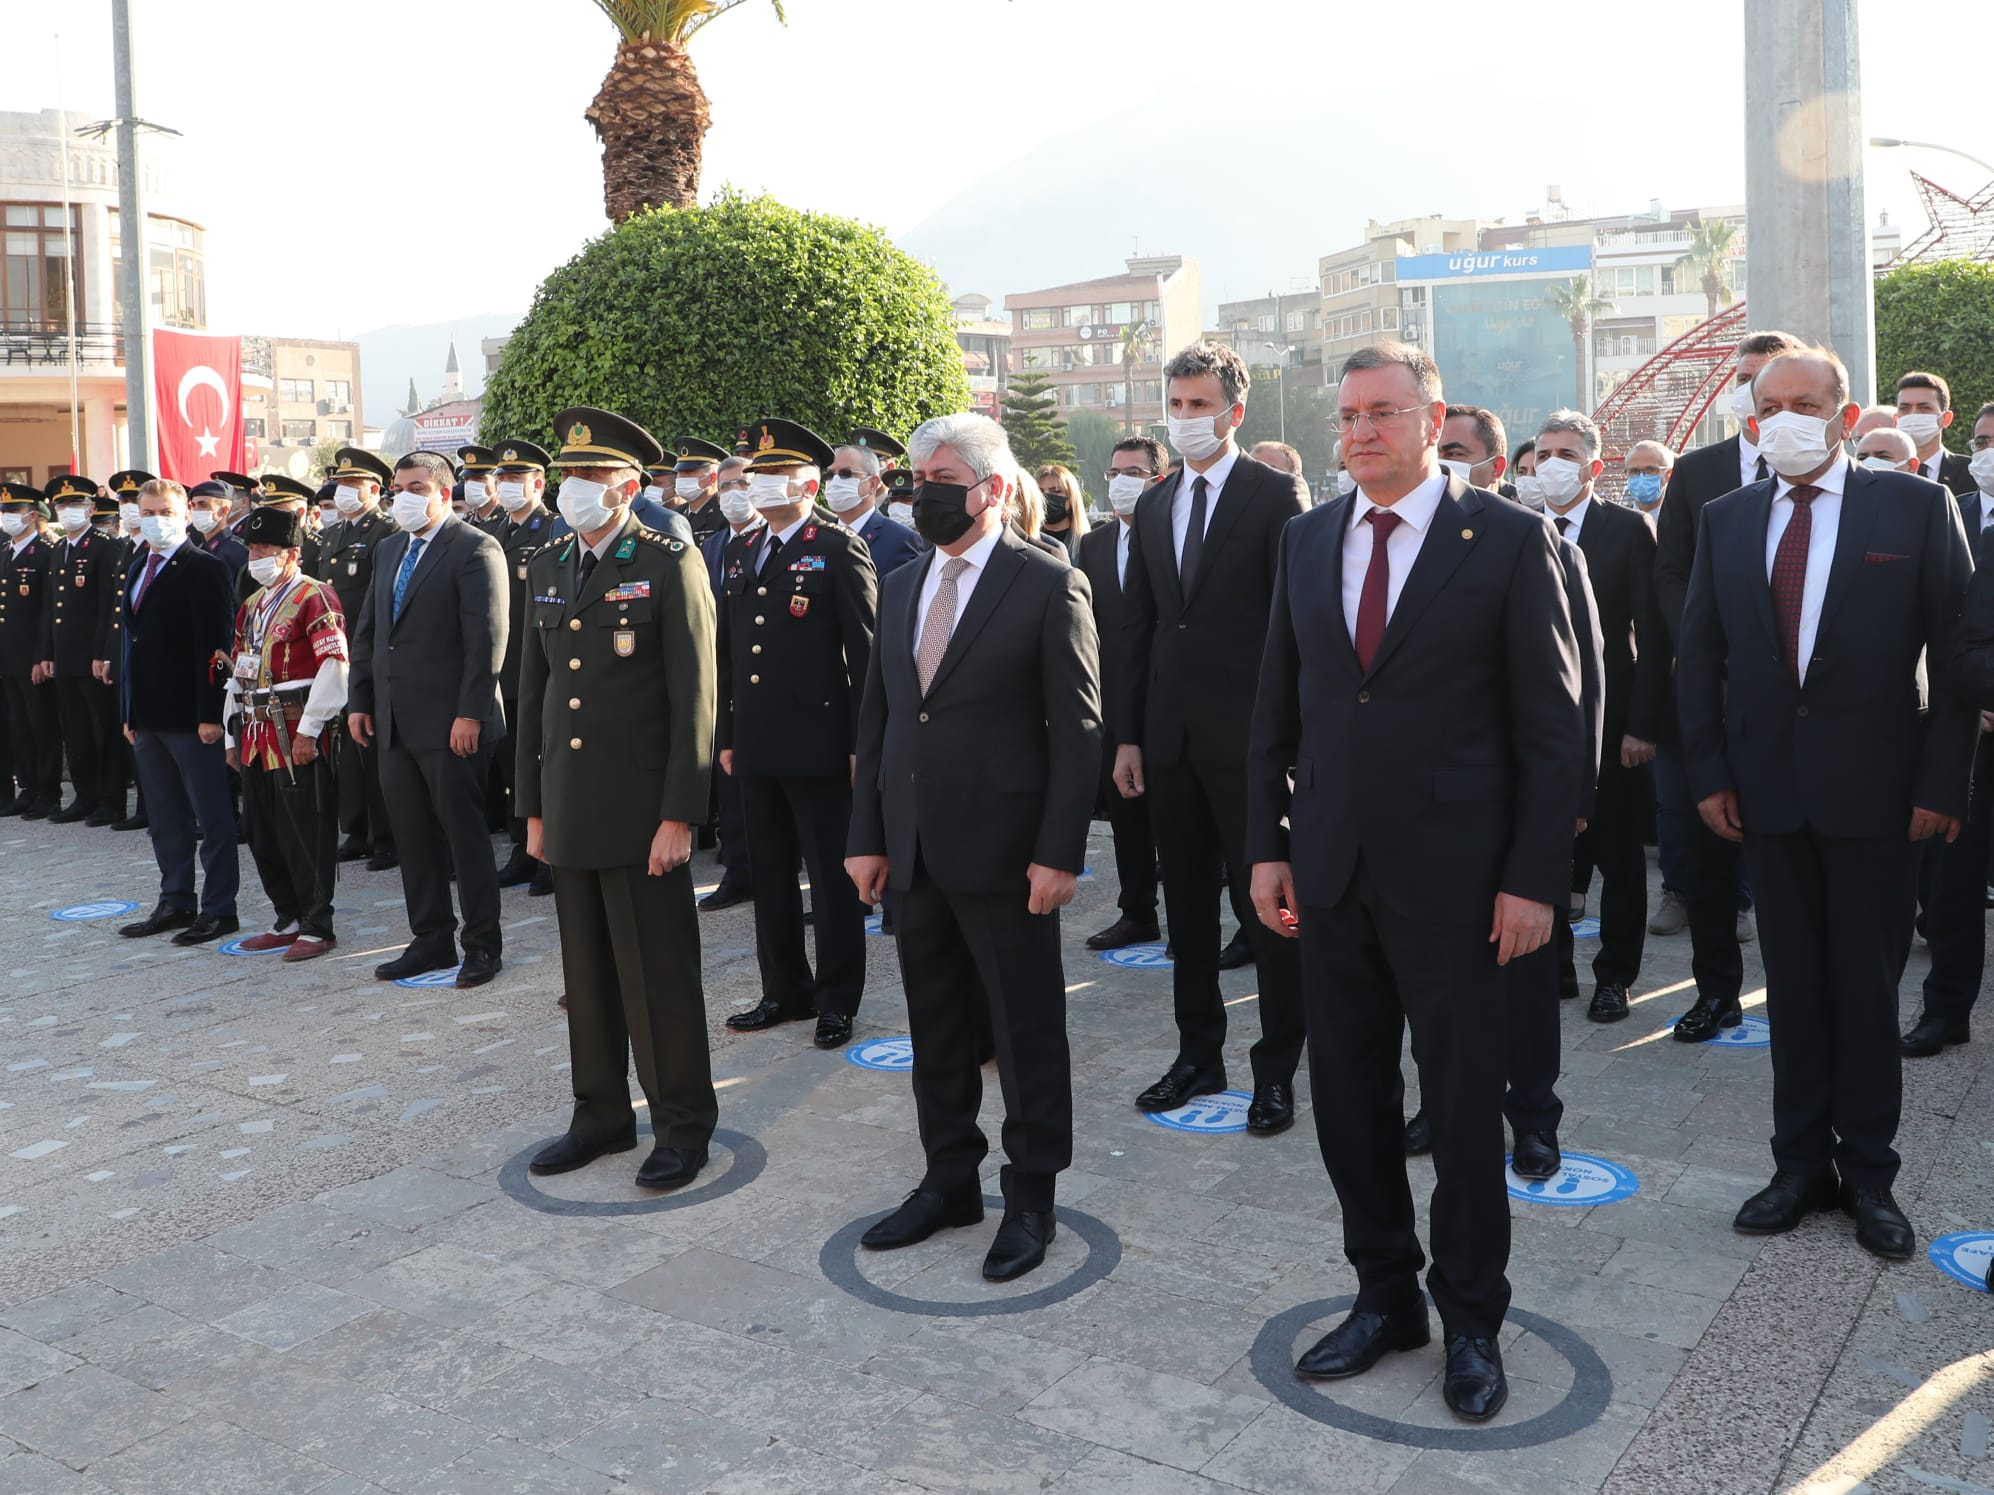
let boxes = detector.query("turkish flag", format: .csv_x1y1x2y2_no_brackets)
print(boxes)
152,329,244,482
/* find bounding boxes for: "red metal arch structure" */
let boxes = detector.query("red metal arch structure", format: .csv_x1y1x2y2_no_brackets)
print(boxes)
1590,301,1748,501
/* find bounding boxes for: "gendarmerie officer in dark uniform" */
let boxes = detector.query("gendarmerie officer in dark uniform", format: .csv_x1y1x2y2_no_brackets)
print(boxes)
519,407,720,1190
458,445,507,535
319,447,400,871
490,438,558,895
671,437,731,546
187,481,249,588
717,419,879,1049
40,475,121,821
95,473,150,829
0,485,60,818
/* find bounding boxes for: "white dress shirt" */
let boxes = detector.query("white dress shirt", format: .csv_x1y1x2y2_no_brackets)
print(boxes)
756,512,811,573
1170,443,1240,565
1764,455,1847,685
1922,450,1948,486
1546,495,1592,543
913,522,1002,655
1116,517,1133,588
397,512,447,586
1740,433,1764,488
1342,470,1447,641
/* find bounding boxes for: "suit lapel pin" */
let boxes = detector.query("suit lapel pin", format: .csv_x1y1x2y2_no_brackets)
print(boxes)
1461,529,1474,539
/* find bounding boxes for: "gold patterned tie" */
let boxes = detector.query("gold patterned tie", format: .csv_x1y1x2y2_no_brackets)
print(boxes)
916,557,970,695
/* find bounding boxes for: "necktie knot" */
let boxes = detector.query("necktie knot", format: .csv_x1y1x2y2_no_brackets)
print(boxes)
1366,508,1403,541
941,556,970,582
1786,483,1820,507
1554,516,1570,536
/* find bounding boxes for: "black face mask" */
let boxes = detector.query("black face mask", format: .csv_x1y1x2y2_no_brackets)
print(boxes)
912,480,978,546
1042,492,1070,525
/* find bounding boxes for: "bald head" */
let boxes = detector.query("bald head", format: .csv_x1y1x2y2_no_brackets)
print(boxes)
1856,426,1918,471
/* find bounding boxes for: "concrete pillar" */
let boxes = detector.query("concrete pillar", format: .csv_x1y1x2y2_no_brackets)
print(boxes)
83,391,119,479
1743,0,1873,403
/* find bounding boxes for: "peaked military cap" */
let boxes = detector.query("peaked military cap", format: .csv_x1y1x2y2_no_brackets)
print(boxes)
212,470,260,493
457,444,498,475
1,482,48,510
739,418,835,473
674,436,729,467
46,474,97,503
493,438,551,473
333,447,393,484
848,427,906,461
188,480,230,502
646,464,676,483
256,473,316,504
92,488,122,518
881,467,916,499
108,469,155,495
550,407,664,470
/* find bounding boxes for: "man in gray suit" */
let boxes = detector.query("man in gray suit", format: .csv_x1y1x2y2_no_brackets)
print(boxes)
347,450,510,988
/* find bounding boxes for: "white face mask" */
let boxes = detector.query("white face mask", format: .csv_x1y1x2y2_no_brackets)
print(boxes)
1729,380,1757,425
1336,469,1357,498
391,491,436,531
247,555,287,587
0,513,27,538
119,502,141,529
824,475,864,513
749,472,797,510
1968,448,1994,495
189,509,220,534
1752,410,1839,478
641,484,666,505
675,476,704,501
140,513,186,549
886,501,914,525
57,505,90,533
1895,412,1942,446
496,481,532,513
1107,473,1146,515
1438,459,1472,483
1167,410,1230,463
1860,453,1906,473
557,475,620,534
1534,455,1589,507
1513,474,1545,511
719,489,758,525
334,487,365,515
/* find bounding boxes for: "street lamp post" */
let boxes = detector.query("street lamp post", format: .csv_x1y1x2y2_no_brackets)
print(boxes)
1263,342,1296,446
1870,136,1994,178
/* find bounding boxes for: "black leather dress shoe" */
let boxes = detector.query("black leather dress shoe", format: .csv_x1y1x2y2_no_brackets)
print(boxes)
337,836,370,863
636,1145,707,1189
1587,983,1630,1023
1901,1010,1969,1058
1403,1110,1433,1156
861,1188,984,1250
726,999,813,1032
48,800,92,824
814,1014,853,1049
1134,1060,1227,1113
983,1209,1055,1281
1673,994,1743,1043
528,865,554,897
365,848,399,872
698,881,753,912
1511,1129,1561,1181
528,1126,639,1175
495,849,535,887
1733,1170,1839,1234
374,944,457,981
1218,931,1254,971
1085,914,1161,951
85,807,122,828
170,912,238,946
0,792,32,817
1246,1084,1294,1136
456,951,501,988
1558,972,1581,1000
19,799,55,821
112,812,148,832
1841,1185,1915,1260
1443,1335,1507,1421
1295,1305,1430,1380
119,903,195,939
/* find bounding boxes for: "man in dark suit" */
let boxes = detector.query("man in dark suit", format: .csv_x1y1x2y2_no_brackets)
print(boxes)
1894,371,1975,498
116,479,241,944
828,433,923,579
1679,346,1976,1262
1905,399,1994,1057
1078,435,1163,950
1114,341,1307,1135
847,411,1101,1282
1652,329,1803,1041
1247,342,1586,1421
1534,411,1668,1023
346,450,510,988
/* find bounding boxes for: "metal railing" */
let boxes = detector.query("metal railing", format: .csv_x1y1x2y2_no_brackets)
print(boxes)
0,321,125,369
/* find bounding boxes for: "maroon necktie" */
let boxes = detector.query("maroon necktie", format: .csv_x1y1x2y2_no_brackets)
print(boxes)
1770,484,1820,678
135,551,163,609
1354,509,1402,672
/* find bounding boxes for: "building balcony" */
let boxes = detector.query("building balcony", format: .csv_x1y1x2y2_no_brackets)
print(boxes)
0,321,125,372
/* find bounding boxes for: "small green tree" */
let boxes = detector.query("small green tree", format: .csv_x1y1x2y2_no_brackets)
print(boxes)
309,438,341,482
1875,258,1994,439
482,191,970,454
1000,363,1076,471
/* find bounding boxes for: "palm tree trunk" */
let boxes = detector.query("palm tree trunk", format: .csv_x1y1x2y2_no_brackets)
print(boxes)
1573,327,1587,409
584,38,711,221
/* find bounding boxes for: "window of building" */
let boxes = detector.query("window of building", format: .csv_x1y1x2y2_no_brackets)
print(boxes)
325,379,352,408
1379,306,1398,330
1,204,82,330
243,418,266,439
281,419,315,442
1019,308,1054,330
1286,310,1305,332
326,420,352,440
1065,305,1100,327
280,378,314,404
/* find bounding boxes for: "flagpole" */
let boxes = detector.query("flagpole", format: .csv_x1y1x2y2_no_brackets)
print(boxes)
111,0,152,468
55,33,82,472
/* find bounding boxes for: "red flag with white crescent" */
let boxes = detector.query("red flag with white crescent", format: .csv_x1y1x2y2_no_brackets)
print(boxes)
152,329,244,482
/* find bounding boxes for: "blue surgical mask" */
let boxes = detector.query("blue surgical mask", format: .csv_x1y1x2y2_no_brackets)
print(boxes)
1625,472,1663,507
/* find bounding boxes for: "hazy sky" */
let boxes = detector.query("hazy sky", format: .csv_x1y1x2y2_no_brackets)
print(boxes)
12,0,1990,345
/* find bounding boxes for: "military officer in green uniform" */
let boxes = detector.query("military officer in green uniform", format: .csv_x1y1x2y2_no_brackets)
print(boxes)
489,438,558,893
320,447,400,869
521,406,719,1191
671,437,730,546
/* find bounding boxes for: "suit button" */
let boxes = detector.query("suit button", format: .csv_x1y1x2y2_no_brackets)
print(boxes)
755,615,765,625
1177,622,1187,630
568,658,581,671
919,711,929,723
758,586,768,597
1796,705,1808,717
568,697,580,709
569,619,581,631
569,737,582,749
1358,691,1371,703
750,673,761,684
751,644,762,654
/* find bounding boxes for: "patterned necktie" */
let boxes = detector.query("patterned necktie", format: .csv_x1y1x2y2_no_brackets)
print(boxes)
1179,475,1209,591
392,536,427,622
916,557,971,695
1353,509,1403,672
135,551,163,609
1769,484,1820,678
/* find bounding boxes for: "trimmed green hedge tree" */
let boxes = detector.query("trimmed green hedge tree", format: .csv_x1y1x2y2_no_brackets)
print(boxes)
1875,258,1994,435
482,191,971,455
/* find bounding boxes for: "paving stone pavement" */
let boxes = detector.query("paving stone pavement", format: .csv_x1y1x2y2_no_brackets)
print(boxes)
2,813,1991,1494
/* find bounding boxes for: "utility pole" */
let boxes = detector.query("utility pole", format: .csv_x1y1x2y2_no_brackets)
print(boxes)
112,0,151,467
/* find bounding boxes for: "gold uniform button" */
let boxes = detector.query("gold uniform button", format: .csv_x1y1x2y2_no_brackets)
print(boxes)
568,658,581,671
754,615,765,626
569,619,582,631
569,737,582,749
568,697,580,709
750,673,761,684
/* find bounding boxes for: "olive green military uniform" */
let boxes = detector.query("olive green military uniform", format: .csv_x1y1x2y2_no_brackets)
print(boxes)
517,508,719,1152
317,504,399,858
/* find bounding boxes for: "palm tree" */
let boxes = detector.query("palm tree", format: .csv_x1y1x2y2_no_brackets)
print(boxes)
1118,320,1154,434
583,1,786,222
1545,274,1615,412
1673,217,1741,323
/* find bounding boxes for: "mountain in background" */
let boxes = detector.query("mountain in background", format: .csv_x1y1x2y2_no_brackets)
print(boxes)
355,312,521,430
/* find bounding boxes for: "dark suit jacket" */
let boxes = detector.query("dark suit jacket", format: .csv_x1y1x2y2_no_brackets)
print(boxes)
1655,435,1759,646
850,525,1101,895
1678,462,1976,837
120,542,234,732
1117,451,1305,766
851,506,922,579
1555,530,1607,822
1568,499,1668,754
1077,522,1132,749
1245,477,1587,921
1932,450,1974,499
347,515,508,752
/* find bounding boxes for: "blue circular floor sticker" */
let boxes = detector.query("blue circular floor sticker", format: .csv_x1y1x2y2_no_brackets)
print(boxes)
846,1036,915,1072
1101,942,1173,970
1506,1151,1639,1206
1145,1090,1252,1134
218,937,286,957
1929,1232,1994,1293
51,900,139,922
1570,916,1600,940
1684,1012,1770,1048
865,914,885,936
394,967,462,989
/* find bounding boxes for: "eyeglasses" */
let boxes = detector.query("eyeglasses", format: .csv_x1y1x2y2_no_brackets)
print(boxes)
717,478,749,492
1971,434,1994,451
826,467,864,480
1335,405,1427,434
1104,466,1155,479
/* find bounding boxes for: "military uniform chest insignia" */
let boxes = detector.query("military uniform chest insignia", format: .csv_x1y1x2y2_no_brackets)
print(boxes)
789,594,810,617
788,555,827,572
613,630,635,657
801,526,818,542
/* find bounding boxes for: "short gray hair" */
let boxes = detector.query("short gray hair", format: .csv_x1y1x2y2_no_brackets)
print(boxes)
908,412,1018,486
1626,439,1676,468
1858,427,1917,463
719,455,749,476
1339,341,1442,405
1538,408,1602,461
835,444,881,479
1163,341,1251,407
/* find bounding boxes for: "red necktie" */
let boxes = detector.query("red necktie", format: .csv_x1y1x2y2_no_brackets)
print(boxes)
135,551,163,609
1354,509,1402,672
1770,484,1820,678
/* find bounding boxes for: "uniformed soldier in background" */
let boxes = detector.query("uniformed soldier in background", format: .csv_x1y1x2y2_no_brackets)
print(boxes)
40,474,119,822
85,475,140,825
319,447,400,871
672,437,731,546
212,470,261,539
490,438,558,895
717,418,879,1050
187,481,249,588
1,484,59,818
95,472,151,829
880,466,921,533
519,406,719,1191
234,476,322,605
698,456,759,911
458,446,505,533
